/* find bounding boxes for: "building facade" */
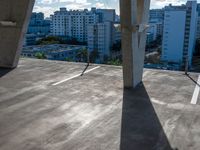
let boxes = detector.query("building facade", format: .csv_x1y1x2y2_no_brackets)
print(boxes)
24,34,37,46
88,22,113,62
28,12,51,35
51,8,99,42
147,21,163,42
149,9,164,22
147,9,164,45
95,8,116,22
161,1,197,68
25,12,51,46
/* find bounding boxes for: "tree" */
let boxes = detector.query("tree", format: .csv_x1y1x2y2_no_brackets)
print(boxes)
111,41,121,52
65,57,73,62
35,52,47,59
107,58,122,66
146,35,162,49
157,47,162,54
36,36,63,45
76,49,88,62
89,50,99,63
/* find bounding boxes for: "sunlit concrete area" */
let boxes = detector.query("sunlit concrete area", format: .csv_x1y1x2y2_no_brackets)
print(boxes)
0,58,200,150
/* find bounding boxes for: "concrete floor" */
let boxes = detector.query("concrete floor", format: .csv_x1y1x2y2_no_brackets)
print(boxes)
0,58,200,150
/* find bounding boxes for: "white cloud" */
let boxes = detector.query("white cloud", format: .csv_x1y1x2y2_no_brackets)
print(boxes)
59,0,74,2
34,0,92,17
34,0,200,17
150,0,186,8
33,6,56,17
95,2,105,8
64,2,91,10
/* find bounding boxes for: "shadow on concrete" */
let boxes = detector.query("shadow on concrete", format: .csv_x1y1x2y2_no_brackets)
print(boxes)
80,63,89,76
186,74,200,87
120,83,178,150
0,68,13,78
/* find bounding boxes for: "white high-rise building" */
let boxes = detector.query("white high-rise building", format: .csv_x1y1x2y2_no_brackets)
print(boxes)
51,8,99,42
88,22,113,62
161,1,197,68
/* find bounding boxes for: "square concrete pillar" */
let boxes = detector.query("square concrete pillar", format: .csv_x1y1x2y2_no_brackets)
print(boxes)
0,0,35,68
120,0,150,88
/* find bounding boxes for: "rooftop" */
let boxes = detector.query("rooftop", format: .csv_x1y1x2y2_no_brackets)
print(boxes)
22,44,86,53
0,58,200,150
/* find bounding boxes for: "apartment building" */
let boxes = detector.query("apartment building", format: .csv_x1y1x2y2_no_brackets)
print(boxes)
147,21,163,43
51,8,116,61
51,8,98,42
161,1,197,68
24,12,51,46
95,8,116,22
149,9,164,22
28,12,51,35
88,22,113,62
147,9,164,44
87,8,116,62
51,8,99,42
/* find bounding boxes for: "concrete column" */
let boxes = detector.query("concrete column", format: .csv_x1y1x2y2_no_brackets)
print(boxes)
120,0,150,88
0,0,35,68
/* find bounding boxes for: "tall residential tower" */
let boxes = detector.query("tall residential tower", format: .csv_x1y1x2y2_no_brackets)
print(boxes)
161,1,197,68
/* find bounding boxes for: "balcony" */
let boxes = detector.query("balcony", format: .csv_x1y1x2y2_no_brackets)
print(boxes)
0,58,200,150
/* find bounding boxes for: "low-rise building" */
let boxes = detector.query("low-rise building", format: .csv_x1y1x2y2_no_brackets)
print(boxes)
21,44,86,61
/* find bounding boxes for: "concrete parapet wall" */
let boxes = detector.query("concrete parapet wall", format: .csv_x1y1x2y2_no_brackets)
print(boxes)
0,0,35,68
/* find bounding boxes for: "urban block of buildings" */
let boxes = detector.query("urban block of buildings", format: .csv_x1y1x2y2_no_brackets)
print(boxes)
50,7,118,62
23,0,200,71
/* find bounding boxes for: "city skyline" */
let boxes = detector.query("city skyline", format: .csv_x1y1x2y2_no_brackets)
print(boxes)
34,0,200,17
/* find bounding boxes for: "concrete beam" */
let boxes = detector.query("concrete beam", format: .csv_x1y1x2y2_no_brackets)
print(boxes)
120,0,150,88
0,0,35,68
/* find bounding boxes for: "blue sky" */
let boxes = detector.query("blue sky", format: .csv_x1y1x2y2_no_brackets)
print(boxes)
33,0,199,17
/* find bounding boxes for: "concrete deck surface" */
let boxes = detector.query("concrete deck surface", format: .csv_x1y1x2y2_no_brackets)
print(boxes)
0,58,200,150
